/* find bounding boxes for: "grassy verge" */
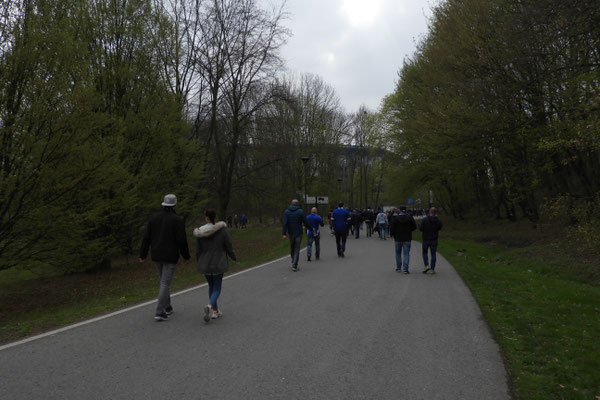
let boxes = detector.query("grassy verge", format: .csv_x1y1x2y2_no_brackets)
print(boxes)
439,220,600,400
0,226,289,345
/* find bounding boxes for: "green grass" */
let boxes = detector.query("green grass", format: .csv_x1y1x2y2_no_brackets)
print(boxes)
439,231,600,399
0,226,289,345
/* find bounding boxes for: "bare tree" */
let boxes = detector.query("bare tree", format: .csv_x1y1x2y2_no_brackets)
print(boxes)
152,0,204,115
198,0,289,218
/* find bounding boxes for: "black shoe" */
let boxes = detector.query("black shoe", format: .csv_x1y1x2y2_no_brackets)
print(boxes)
422,267,431,274
154,313,169,321
307,255,311,261
165,306,174,315
316,255,320,260
292,266,298,271
340,252,345,258
403,270,410,274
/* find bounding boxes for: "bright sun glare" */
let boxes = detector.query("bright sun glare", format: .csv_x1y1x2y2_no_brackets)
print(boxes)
341,0,381,27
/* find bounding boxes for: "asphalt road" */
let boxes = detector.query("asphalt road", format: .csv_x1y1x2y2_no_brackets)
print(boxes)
0,231,511,400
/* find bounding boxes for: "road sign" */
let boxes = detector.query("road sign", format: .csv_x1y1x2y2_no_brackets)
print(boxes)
317,196,328,205
305,196,328,205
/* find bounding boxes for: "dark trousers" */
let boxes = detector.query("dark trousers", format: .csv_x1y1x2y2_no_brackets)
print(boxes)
335,231,347,255
354,222,361,238
289,235,302,267
366,222,374,237
422,239,438,269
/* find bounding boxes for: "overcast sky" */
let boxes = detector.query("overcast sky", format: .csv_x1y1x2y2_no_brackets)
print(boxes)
271,0,437,113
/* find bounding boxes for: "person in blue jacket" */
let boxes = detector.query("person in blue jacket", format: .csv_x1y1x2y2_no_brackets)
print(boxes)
282,199,311,271
306,207,325,261
330,202,351,257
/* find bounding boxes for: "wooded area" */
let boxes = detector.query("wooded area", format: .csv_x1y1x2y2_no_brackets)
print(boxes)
1,0,598,274
382,0,599,249
0,0,388,274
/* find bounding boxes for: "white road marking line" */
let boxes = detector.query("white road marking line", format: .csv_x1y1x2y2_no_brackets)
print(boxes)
0,254,292,351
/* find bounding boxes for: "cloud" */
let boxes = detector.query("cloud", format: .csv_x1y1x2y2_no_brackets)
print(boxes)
340,0,382,28
274,0,435,112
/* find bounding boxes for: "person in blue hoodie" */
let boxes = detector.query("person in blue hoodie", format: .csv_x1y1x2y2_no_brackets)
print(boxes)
282,199,311,271
306,207,325,261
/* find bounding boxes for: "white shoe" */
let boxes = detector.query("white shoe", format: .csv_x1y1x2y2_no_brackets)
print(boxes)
211,310,223,319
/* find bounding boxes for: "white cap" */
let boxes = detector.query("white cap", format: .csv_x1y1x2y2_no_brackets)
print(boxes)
161,194,177,207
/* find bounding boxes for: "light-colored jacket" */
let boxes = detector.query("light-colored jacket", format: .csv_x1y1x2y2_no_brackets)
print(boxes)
376,212,388,225
194,222,236,275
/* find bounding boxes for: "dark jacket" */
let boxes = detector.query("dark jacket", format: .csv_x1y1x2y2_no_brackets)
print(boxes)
363,209,375,223
420,216,443,241
140,210,190,263
194,222,237,275
389,213,417,242
282,205,309,237
350,210,362,225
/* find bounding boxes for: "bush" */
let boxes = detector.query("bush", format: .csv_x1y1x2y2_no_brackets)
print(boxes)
540,194,600,254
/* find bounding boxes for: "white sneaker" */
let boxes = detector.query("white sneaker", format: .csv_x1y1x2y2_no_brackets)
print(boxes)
211,310,223,319
203,305,212,322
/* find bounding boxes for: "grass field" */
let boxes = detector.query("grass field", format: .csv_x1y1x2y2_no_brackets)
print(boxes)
440,219,600,400
0,226,289,345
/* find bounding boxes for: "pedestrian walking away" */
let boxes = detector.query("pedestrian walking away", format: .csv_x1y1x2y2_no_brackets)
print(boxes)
420,207,443,275
376,209,388,240
194,209,237,322
389,206,417,273
139,194,191,321
363,206,375,237
306,207,325,261
282,199,311,271
351,208,362,239
331,202,351,257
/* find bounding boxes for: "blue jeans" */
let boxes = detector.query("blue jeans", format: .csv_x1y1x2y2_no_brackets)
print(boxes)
378,223,387,239
289,235,302,267
154,262,176,314
394,241,411,271
335,231,347,254
205,273,224,310
307,234,320,258
354,222,361,238
422,240,438,269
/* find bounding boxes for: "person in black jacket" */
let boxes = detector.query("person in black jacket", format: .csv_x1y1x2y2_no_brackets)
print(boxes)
420,207,443,274
389,206,417,274
140,194,191,321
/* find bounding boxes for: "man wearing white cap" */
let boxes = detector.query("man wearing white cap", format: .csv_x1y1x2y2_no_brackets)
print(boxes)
140,194,191,321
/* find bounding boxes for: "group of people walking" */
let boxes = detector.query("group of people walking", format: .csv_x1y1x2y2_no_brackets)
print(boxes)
140,194,237,322
282,199,443,275
140,194,442,323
